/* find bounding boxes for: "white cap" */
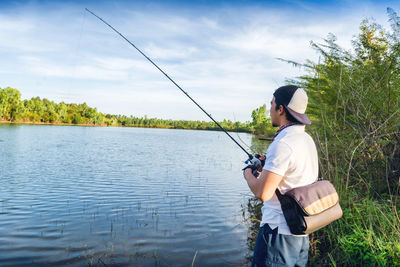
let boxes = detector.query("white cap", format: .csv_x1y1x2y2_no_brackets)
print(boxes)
273,85,311,125
287,88,308,114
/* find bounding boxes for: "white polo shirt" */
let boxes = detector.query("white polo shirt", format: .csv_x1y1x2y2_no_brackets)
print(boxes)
260,124,318,235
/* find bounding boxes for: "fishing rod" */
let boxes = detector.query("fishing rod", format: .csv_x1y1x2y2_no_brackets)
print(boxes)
85,8,261,166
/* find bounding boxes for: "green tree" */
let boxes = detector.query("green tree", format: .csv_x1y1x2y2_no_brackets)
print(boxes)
55,102,68,122
250,104,274,136
0,87,24,121
25,97,46,121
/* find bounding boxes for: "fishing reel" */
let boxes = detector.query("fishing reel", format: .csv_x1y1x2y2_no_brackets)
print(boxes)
243,154,266,177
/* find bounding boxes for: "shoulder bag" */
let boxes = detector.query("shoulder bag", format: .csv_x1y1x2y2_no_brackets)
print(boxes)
275,180,343,235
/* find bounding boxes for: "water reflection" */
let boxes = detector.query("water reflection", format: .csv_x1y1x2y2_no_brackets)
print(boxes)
249,135,271,156
242,136,271,263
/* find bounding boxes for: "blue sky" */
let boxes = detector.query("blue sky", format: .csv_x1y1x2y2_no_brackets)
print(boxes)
1,0,399,122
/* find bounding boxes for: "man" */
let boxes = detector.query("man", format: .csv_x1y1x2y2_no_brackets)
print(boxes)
243,85,318,267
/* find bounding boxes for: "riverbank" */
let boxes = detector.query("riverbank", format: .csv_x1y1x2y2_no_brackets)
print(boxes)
0,120,101,127
0,119,258,134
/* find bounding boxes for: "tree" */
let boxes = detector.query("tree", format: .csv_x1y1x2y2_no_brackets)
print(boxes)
250,104,275,136
0,87,24,121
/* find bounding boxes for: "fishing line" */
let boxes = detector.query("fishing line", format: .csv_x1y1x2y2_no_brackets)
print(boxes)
85,8,253,160
232,112,253,153
66,9,88,102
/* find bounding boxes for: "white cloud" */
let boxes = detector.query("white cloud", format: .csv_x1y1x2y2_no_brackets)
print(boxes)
20,56,127,80
144,43,199,60
0,15,34,32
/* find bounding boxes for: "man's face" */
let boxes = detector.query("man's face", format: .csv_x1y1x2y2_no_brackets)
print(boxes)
269,97,279,127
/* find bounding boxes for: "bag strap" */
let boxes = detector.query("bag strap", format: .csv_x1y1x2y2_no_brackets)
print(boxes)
275,188,289,208
275,189,283,200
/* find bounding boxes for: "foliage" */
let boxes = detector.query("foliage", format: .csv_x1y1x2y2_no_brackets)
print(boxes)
241,197,262,263
250,104,275,136
0,88,25,120
0,87,258,133
299,13,400,195
309,191,400,266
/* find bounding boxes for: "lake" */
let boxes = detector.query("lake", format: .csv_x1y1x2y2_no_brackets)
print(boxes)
0,124,270,266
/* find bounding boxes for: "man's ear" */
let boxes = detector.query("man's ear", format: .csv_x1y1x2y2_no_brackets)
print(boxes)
279,105,285,115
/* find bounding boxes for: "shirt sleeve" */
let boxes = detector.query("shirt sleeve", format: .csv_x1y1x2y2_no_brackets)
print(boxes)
263,141,292,176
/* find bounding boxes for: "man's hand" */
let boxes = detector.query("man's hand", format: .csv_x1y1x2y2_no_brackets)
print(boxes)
243,167,255,178
254,154,266,167
243,164,259,177
252,154,266,171
243,164,257,172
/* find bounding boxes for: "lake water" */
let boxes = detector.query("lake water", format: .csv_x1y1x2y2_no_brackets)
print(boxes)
0,124,269,266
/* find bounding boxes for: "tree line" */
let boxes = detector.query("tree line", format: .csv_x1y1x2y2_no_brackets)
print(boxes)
0,87,275,135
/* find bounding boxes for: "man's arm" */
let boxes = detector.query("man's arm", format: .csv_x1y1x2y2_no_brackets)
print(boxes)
244,168,283,202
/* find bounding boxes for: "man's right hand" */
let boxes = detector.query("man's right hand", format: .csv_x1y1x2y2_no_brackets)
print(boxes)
243,164,259,177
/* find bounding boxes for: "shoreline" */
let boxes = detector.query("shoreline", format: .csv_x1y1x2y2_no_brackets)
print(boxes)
0,120,257,134
0,120,102,127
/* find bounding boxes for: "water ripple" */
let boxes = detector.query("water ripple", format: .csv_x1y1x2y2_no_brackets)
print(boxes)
0,125,255,266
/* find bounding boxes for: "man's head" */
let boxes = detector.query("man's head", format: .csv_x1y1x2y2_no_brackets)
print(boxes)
270,85,311,127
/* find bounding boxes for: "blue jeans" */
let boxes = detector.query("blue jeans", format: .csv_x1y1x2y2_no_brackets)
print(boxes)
251,224,309,267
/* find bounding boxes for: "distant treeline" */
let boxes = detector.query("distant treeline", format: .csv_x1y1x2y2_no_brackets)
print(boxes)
0,87,275,135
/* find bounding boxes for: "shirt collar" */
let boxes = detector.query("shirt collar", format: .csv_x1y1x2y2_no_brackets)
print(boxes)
272,123,305,142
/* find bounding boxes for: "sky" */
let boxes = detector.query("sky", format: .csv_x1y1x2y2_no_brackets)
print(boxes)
0,0,399,122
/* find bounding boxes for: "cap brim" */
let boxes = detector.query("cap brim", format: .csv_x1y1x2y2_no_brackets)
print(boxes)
286,106,311,125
